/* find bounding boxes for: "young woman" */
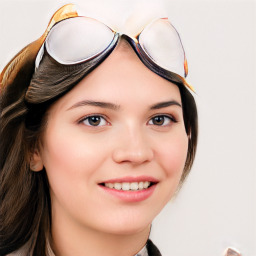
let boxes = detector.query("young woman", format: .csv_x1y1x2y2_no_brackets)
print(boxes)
0,4,198,256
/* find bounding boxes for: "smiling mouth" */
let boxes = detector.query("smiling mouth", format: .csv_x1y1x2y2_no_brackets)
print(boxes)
99,178,158,202
100,181,156,191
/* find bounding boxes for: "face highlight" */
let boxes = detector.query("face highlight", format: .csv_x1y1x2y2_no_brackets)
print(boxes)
34,40,188,239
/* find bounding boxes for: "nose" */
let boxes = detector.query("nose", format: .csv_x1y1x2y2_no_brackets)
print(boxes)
112,127,154,165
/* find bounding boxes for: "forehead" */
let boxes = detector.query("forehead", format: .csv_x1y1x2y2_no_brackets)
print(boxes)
51,39,181,112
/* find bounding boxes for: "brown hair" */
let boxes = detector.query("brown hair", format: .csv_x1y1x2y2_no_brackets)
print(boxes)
0,45,198,255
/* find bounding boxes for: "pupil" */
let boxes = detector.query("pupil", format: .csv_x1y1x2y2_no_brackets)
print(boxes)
89,116,100,126
153,116,164,125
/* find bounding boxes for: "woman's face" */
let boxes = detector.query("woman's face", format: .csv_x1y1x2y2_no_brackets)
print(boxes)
35,40,188,236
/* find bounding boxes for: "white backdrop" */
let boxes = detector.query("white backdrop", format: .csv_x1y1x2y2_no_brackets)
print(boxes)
0,0,255,256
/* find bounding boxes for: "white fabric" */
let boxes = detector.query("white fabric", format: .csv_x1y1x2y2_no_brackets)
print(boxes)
75,0,167,36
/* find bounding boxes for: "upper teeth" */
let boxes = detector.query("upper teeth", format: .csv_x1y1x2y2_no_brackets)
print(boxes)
104,181,151,191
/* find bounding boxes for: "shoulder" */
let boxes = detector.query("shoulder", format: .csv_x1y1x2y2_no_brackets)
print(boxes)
146,239,162,256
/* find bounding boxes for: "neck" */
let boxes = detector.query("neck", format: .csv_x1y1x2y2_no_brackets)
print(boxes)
51,213,151,256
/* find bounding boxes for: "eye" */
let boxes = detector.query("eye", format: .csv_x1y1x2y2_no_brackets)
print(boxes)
80,115,108,126
148,115,176,126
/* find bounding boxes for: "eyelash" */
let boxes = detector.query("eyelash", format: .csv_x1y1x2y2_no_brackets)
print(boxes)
148,115,177,126
78,115,110,127
78,114,177,127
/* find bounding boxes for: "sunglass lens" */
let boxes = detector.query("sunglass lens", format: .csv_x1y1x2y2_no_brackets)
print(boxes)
139,19,186,77
46,17,115,64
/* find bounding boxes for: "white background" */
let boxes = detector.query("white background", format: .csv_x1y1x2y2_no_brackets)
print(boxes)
0,0,255,256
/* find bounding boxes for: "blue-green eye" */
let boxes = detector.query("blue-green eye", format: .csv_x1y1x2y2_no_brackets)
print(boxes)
81,116,108,126
148,115,176,126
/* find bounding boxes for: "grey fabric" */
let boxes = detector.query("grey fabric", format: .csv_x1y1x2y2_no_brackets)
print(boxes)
136,243,149,256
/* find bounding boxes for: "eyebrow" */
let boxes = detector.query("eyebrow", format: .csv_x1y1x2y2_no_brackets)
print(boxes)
150,100,182,110
67,100,120,111
67,100,181,111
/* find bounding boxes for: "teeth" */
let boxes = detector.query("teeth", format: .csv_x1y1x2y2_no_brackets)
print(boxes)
130,182,139,190
108,183,114,189
104,181,151,191
139,181,144,190
143,181,150,189
114,183,122,190
122,182,130,191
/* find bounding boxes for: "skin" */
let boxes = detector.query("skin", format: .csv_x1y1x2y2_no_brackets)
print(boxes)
32,40,188,256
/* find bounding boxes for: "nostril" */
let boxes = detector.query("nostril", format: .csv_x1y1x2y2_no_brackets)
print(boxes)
111,129,154,164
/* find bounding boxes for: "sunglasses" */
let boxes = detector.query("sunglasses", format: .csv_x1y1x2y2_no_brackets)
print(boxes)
0,4,194,92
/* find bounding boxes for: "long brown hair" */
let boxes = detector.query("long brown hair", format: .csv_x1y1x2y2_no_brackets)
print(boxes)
0,44,198,255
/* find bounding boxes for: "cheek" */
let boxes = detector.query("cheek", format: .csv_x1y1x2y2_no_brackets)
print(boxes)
148,129,188,210
155,130,188,178
40,126,106,195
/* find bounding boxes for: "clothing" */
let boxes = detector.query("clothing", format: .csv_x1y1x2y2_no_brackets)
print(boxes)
146,240,162,256
7,239,161,256
135,239,162,256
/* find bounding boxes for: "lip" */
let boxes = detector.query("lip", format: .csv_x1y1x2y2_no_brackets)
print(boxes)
98,176,159,202
99,184,157,202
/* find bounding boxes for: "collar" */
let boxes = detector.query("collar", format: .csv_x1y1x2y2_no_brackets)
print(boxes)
136,242,149,256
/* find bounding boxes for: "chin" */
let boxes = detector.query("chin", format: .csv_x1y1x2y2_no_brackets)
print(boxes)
93,210,156,236
106,222,151,236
